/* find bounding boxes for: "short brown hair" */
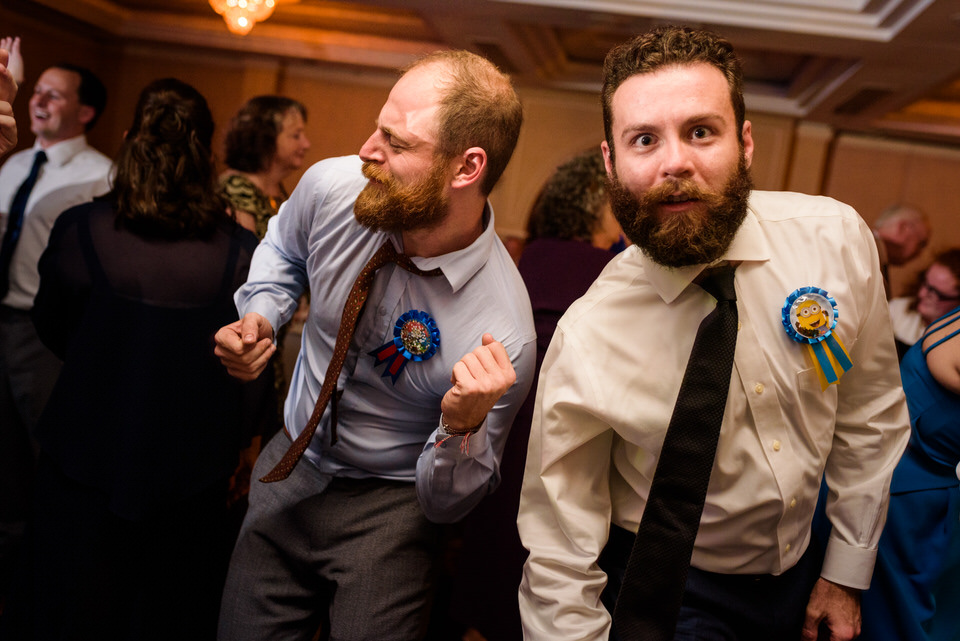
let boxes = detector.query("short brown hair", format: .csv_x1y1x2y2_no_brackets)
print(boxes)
601,26,745,159
404,51,523,196
224,95,307,173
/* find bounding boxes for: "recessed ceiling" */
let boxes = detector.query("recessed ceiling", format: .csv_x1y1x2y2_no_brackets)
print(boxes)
16,0,960,143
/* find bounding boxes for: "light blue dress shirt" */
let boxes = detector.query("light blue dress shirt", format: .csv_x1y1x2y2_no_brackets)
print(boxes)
237,154,536,523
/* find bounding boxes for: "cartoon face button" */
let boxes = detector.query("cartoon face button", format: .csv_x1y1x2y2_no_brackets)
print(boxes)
782,288,837,342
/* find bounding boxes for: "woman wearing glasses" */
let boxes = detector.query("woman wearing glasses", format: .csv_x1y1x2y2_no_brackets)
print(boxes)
888,248,960,360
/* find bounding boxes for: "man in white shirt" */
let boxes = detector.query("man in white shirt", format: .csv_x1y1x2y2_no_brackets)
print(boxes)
0,59,111,600
518,26,910,641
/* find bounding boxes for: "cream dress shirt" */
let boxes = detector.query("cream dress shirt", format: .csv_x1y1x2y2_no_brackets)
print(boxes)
518,190,910,640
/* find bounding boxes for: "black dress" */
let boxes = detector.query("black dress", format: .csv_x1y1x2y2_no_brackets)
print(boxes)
11,197,262,640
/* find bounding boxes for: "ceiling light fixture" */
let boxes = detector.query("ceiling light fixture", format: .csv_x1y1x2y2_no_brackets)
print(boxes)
209,0,276,36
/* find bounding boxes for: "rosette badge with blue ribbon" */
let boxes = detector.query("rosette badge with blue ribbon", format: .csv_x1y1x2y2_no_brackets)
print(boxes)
369,309,440,384
781,287,853,390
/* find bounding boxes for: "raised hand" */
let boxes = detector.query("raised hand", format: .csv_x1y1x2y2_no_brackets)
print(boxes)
440,333,516,432
214,312,276,381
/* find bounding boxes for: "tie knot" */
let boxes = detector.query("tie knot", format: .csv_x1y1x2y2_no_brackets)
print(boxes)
375,240,443,278
698,264,737,303
32,150,48,171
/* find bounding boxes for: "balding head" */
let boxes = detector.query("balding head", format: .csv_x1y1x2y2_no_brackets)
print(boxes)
401,50,522,195
874,204,930,266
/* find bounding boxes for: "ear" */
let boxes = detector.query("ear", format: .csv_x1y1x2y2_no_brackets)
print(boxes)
741,120,754,169
78,105,96,128
601,140,614,177
450,147,487,190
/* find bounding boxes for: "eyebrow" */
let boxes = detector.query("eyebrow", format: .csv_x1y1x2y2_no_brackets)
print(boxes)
620,112,728,134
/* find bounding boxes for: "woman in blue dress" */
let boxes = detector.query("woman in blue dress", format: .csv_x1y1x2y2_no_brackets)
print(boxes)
859,304,960,641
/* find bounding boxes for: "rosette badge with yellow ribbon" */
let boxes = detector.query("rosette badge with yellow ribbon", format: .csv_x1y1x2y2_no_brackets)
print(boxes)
781,287,852,390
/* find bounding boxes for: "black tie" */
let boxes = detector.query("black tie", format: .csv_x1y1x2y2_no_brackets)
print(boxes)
0,150,48,300
613,264,738,641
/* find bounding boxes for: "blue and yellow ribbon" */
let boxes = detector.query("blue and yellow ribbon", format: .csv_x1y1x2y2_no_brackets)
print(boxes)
781,287,852,390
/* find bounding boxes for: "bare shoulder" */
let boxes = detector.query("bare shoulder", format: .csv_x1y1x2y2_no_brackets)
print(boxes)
923,311,960,395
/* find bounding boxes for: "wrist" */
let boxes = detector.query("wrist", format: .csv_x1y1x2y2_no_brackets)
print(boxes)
439,412,483,436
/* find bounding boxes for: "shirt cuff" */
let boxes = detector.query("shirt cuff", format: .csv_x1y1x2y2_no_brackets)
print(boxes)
434,418,490,454
242,299,281,344
819,534,877,590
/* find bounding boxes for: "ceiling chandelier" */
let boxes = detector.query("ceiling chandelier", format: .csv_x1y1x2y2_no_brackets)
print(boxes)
209,0,276,35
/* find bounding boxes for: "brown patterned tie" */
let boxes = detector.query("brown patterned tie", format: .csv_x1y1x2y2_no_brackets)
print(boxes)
260,240,443,483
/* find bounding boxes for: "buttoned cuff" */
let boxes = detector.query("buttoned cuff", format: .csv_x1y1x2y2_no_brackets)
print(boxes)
243,298,282,344
434,418,490,455
819,534,877,590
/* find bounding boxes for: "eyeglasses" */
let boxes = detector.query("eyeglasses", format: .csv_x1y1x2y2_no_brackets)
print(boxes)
919,280,960,302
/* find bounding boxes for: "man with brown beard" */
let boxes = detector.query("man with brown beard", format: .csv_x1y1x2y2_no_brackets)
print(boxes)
213,50,535,641
518,26,909,641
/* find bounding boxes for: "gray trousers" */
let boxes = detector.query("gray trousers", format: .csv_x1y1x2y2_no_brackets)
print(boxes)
218,432,440,641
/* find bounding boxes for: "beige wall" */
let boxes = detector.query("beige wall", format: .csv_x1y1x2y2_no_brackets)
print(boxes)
823,134,960,296
3,5,959,297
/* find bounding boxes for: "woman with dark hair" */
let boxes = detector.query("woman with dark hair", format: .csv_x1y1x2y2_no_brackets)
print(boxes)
889,248,960,360
220,95,310,237
447,150,625,641
220,95,311,476
6,78,262,640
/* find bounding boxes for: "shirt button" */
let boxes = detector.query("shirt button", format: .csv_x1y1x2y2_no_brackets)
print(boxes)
790,498,797,509
377,306,386,316
754,383,764,394
737,320,742,331
772,440,781,452
785,543,792,552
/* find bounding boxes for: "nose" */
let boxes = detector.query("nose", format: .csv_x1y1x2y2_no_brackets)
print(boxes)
659,139,694,179
358,130,384,163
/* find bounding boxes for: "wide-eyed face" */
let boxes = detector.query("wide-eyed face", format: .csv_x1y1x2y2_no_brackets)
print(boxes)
354,63,453,232
29,67,93,147
917,262,960,324
272,108,310,174
602,62,755,267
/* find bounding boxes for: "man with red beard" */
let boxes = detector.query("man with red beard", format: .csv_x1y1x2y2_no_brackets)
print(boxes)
518,26,909,641
214,50,534,641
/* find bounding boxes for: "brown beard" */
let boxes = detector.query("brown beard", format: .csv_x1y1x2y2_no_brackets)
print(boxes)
608,154,753,268
354,157,451,233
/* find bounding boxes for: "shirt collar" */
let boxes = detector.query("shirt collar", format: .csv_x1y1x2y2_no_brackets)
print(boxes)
641,205,771,304
33,134,90,169
398,202,497,293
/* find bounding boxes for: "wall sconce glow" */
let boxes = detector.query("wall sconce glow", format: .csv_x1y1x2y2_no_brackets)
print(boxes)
209,0,276,35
